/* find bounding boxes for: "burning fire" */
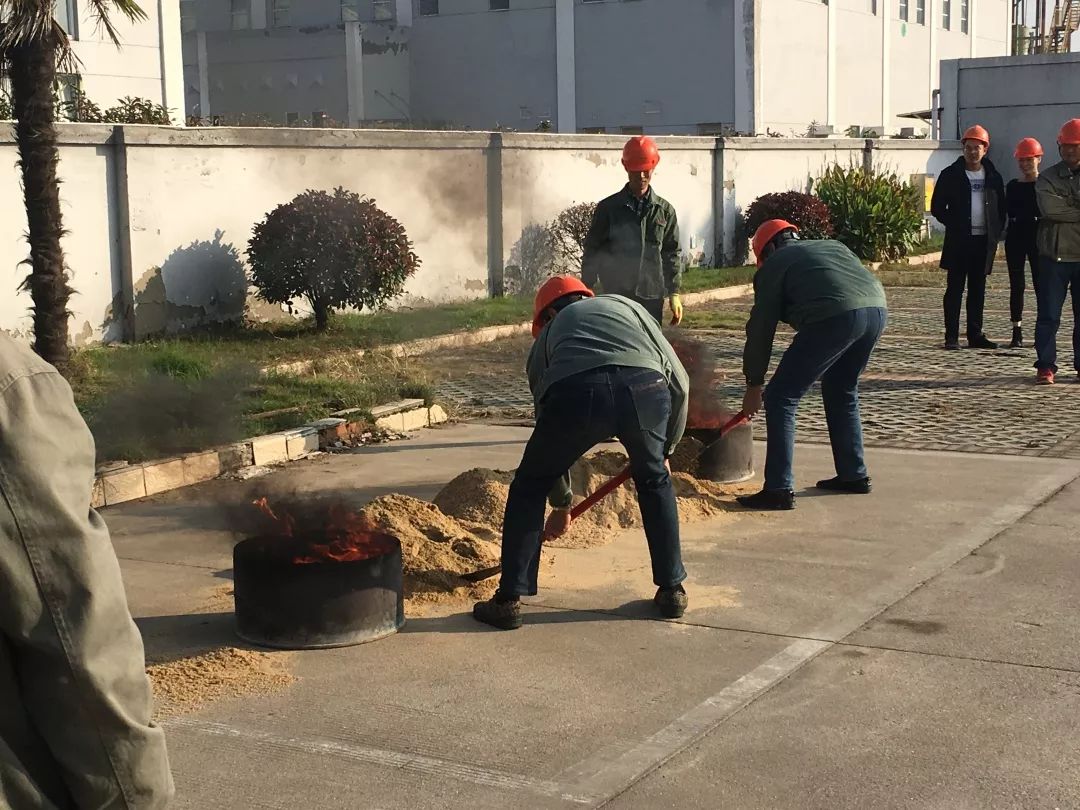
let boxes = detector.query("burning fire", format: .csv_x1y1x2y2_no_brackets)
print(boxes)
669,337,733,430
253,497,397,564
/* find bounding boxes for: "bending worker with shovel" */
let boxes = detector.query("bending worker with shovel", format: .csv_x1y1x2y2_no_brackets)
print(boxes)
472,277,691,630
737,220,888,511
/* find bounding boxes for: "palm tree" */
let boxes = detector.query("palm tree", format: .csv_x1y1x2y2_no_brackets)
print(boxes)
0,0,145,370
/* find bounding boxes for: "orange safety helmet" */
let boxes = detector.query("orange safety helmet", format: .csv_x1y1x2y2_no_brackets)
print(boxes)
751,220,799,267
961,125,990,146
1014,137,1044,159
1058,118,1080,145
622,136,661,172
532,276,595,338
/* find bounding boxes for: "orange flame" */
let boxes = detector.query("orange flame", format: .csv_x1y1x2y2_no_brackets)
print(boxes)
252,498,396,565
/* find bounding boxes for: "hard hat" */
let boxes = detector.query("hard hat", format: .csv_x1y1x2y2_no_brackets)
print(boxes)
532,276,595,338
751,220,799,267
961,125,990,146
1014,137,1044,159
622,136,661,172
1058,118,1080,145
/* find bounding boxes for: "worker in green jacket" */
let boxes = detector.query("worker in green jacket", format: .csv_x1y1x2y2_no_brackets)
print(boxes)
0,335,173,808
473,276,691,630
737,221,888,511
582,136,684,325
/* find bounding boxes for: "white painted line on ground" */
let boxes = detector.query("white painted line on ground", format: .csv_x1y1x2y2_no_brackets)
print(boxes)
565,638,830,798
167,717,597,805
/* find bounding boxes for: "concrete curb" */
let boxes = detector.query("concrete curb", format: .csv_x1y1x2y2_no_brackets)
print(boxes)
92,401,449,508
869,251,942,271
265,284,756,376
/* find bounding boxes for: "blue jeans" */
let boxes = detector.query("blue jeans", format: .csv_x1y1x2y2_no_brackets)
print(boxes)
763,307,887,492
1033,259,1080,373
499,365,685,596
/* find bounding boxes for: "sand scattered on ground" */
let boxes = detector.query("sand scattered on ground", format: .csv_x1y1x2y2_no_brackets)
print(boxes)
355,493,503,612
434,450,754,550
196,584,235,614
147,647,296,718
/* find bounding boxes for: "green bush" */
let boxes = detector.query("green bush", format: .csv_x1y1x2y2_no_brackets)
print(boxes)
814,164,923,262
248,188,421,332
744,191,834,241
0,92,12,121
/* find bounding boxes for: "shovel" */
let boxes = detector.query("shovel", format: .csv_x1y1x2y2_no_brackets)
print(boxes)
459,411,750,584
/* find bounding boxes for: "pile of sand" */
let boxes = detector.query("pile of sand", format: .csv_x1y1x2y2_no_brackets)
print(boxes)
433,450,747,550
356,493,503,610
147,647,295,718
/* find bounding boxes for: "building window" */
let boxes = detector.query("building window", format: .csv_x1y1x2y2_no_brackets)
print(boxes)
374,0,395,20
55,0,79,38
231,0,250,30
620,125,643,135
490,0,510,8
899,0,908,21
418,0,439,14
286,112,299,126
582,0,603,3
942,0,950,28
960,0,968,32
272,0,290,27
341,0,359,20
313,111,327,128
916,0,925,24
180,0,197,32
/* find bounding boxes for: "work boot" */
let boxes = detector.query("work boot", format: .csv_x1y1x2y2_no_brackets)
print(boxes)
654,585,688,619
815,476,872,494
943,339,961,350
736,489,795,511
1009,326,1023,348
472,591,523,630
967,334,998,350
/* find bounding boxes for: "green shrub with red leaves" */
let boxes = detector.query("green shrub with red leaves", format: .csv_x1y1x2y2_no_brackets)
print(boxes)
744,191,834,241
248,188,420,331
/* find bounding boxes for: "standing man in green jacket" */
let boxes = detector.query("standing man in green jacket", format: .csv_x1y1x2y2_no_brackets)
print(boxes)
1032,118,1080,385
0,335,173,808
737,221,888,511
582,136,684,325
472,277,691,630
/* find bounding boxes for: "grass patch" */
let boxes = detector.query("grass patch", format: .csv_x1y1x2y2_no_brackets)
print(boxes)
680,308,748,331
909,231,945,256
680,265,756,294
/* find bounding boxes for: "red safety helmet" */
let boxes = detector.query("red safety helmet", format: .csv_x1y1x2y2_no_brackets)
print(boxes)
1014,137,1044,159
1058,118,1080,145
962,125,990,146
622,136,661,172
532,276,594,338
751,220,799,267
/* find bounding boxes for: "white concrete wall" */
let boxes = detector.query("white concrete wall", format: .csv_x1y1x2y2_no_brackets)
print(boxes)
0,125,959,344
760,0,829,133
70,0,183,116
0,127,122,345
501,135,716,268
837,0,885,130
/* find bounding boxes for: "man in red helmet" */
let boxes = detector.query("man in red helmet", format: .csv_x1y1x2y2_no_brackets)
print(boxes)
581,136,684,325
930,124,1006,350
1032,118,1080,384
472,277,691,629
736,221,887,511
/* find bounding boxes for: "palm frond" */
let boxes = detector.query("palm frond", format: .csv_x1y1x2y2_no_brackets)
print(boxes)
84,0,146,47
0,0,61,49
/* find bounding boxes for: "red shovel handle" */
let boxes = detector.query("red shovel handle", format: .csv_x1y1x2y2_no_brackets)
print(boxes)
568,410,750,520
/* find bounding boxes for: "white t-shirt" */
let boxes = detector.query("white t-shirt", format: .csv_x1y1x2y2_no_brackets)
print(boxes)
967,168,987,235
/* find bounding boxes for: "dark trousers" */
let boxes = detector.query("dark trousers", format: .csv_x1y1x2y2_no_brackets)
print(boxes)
499,365,685,596
1033,259,1080,373
624,294,664,323
943,235,989,342
763,308,887,492
1005,233,1039,323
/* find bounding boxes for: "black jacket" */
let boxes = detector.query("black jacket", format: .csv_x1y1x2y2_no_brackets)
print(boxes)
930,156,1006,274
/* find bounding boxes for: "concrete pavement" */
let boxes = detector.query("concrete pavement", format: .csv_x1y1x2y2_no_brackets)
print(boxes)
101,423,1080,809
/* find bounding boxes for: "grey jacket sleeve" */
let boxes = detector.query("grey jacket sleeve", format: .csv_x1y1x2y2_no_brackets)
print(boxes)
0,366,173,809
1037,176,1080,223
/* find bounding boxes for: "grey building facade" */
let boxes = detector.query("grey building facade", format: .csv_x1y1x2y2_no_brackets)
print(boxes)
182,0,1008,136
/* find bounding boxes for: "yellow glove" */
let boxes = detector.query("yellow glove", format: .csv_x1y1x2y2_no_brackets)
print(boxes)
669,295,684,326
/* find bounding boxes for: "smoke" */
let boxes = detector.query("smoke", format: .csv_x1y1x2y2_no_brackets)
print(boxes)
666,332,735,429
86,358,256,464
